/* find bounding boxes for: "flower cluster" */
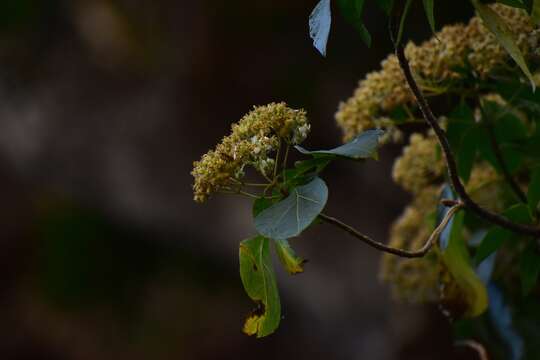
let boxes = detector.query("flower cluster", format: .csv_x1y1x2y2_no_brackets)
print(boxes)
192,103,309,202
392,133,446,194
379,186,441,302
381,131,503,303
336,4,535,142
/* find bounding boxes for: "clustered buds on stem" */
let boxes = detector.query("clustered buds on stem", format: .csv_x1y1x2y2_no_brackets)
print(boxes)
191,102,310,202
336,4,537,143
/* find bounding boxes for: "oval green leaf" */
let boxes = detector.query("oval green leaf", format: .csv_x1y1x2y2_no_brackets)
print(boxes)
239,236,281,337
294,129,384,161
442,211,489,317
254,177,328,240
274,239,306,275
472,0,536,91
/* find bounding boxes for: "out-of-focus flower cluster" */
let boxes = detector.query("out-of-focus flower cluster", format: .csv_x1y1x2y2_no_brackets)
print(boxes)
380,131,504,303
392,133,445,194
336,4,536,142
192,103,309,202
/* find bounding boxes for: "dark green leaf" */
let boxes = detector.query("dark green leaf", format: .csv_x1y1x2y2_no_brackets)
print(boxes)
447,102,475,153
422,0,436,33
274,239,306,275
474,227,508,265
396,0,413,45
375,0,394,14
520,245,540,295
471,0,536,90
477,103,526,174
254,177,328,239
504,203,533,224
494,80,540,116
309,0,332,57
253,197,277,217
239,236,281,337
496,0,527,9
533,0,540,24
475,204,533,265
527,167,540,218
337,0,371,46
295,129,383,161
442,211,489,316
457,126,479,183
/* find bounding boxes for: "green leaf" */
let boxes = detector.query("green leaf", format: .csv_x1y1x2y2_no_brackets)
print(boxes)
396,0,413,45
447,103,475,152
422,0,436,33
283,157,331,188
520,245,540,295
474,227,508,265
253,197,277,217
497,0,526,9
442,211,489,317
309,0,332,57
533,0,540,24
337,0,371,46
239,236,281,337
471,0,536,91
494,80,540,116
274,239,306,275
254,177,328,240
475,204,533,265
477,101,527,174
295,129,384,161
375,0,394,15
527,167,540,218
457,126,479,183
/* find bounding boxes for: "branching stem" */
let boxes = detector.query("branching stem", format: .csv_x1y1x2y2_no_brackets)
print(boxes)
318,202,463,258
395,45,540,238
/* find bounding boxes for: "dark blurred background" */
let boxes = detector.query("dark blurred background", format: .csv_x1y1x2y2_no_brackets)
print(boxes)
0,1,482,359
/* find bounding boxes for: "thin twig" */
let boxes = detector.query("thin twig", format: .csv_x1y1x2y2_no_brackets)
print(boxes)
395,45,540,238
282,144,290,182
228,177,270,188
455,340,489,360
273,139,282,180
318,203,463,258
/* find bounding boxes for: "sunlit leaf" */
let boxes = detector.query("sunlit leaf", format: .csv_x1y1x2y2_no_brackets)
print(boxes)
309,0,332,57
295,129,384,161
239,236,281,337
254,177,328,240
274,239,306,275
472,0,536,90
442,211,489,317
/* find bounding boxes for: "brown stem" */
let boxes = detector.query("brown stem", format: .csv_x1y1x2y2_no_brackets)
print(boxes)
395,45,540,238
318,203,463,258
